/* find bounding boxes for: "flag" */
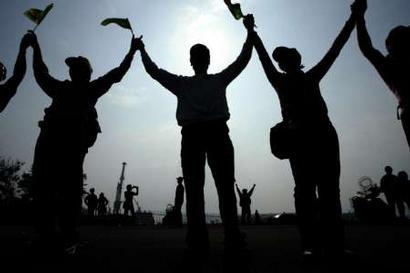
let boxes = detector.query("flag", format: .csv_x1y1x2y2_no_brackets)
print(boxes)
224,0,244,20
101,18,133,34
24,3,54,31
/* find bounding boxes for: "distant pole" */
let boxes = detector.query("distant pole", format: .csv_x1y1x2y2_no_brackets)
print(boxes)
113,162,127,214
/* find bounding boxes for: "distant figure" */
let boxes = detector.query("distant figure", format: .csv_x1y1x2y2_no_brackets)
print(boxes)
0,34,30,113
123,184,139,217
397,171,409,219
135,15,255,256
174,176,185,227
354,0,410,149
27,31,139,250
236,184,256,225
84,188,98,217
380,166,400,218
254,210,261,225
251,3,356,258
97,192,109,216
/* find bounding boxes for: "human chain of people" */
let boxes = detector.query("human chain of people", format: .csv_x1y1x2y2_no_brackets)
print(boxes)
0,0,409,269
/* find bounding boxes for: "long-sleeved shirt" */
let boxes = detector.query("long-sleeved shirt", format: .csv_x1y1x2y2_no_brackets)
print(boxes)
140,33,253,127
253,16,355,126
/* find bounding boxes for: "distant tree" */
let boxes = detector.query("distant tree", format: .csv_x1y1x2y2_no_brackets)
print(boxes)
18,168,34,200
0,157,24,200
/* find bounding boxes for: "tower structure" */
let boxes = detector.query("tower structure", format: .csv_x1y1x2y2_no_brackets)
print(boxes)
113,162,127,214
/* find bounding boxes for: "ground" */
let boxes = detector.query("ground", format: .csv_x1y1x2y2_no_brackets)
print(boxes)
1,224,409,273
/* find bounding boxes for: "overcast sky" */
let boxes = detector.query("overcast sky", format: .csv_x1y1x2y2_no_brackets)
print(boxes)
0,0,409,215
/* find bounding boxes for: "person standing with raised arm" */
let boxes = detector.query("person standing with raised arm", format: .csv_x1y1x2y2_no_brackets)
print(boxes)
27,31,139,253
235,183,256,225
0,34,31,113
251,3,357,259
135,15,255,257
354,0,410,149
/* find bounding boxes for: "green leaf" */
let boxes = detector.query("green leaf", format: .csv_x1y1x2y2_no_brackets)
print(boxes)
224,0,244,20
101,18,133,33
24,3,54,25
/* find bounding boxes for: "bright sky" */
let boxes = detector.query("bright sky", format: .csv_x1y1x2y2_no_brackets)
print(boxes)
0,0,409,215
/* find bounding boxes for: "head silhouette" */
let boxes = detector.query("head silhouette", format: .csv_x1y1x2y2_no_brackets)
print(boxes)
0,62,6,82
177,177,183,184
384,166,393,175
242,189,248,194
126,184,132,191
190,44,210,74
90,188,95,194
385,26,410,58
398,171,408,181
272,47,303,73
65,56,93,84
99,193,105,197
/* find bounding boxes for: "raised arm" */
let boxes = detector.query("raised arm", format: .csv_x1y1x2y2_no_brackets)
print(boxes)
219,15,255,85
92,36,139,97
308,8,356,81
137,38,181,95
252,31,281,87
0,35,30,112
249,184,256,196
235,184,242,197
354,0,391,87
30,32,63,98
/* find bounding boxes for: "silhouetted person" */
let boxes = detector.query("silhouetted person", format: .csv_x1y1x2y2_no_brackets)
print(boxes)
123,184,138,217
0,34,30,113
254,210,261,225
396,171,409,219
28,31,139,251
236,184,256,225
380,166,400,218
135,15,255,256
97,192,109,216
251,3,356,258
174,176,185,227
354,0,410,150
84,188,98,217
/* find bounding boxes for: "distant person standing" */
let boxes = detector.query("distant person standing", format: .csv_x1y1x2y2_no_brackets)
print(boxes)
84,188,98,217
236,184,256,225
174,177,185,227
380,166,400,217
28,31,139,251
354,0,410,150
97,192,109,216
0,34,30,113
123,184,139,217
254,210,261,225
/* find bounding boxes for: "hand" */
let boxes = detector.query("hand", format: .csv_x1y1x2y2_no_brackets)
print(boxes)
131,35,144,51
243,14,255,32
25,30,39,47
21,33,32,49
351,0,367,18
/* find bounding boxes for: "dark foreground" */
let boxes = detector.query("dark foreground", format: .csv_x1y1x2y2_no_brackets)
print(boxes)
1,225,409,273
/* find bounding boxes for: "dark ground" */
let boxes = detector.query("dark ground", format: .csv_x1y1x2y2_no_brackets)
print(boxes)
0,224,409,273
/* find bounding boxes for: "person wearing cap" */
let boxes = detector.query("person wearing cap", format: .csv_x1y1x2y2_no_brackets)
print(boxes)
251,2,357,259
174,176,185,227
26,31,139,252
354,0,410,150
0,33,31,113
134,15,255,257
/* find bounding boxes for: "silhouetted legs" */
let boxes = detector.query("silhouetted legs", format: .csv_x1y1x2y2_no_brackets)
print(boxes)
181,121,241,255
32,125,86,249
290,124,344,255
240,207,252,225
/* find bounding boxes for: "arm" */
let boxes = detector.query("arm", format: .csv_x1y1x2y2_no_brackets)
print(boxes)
138,40,182,96
235,184,241,197
308,12,356,81
252,32,281,87
355,1,391,87
30,32,63,98
134,186,139,196
0,35,29,112
219,15,255,85
92,36,139,97
249,184,256,196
